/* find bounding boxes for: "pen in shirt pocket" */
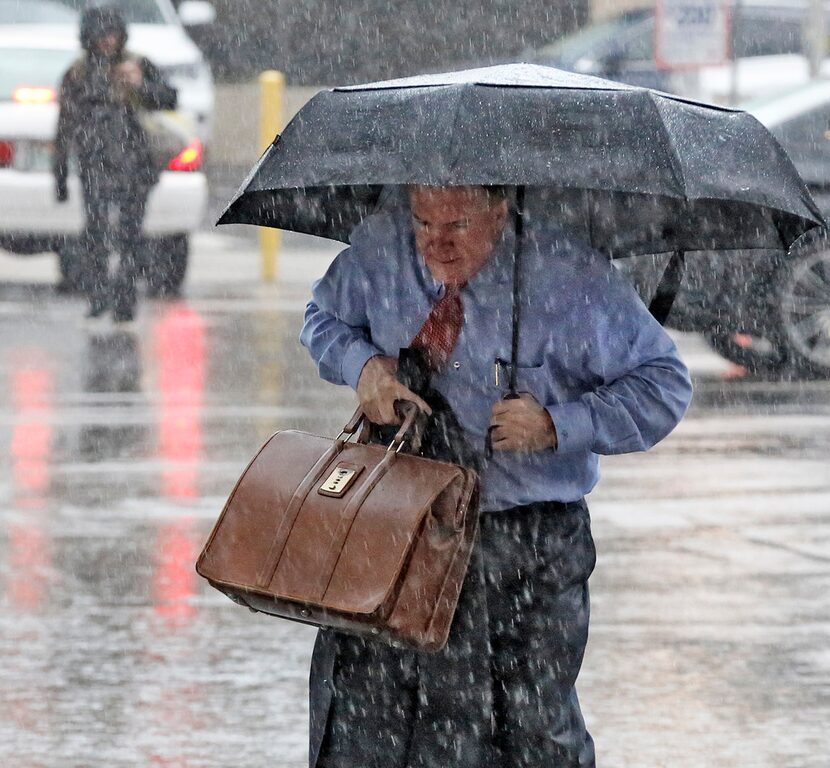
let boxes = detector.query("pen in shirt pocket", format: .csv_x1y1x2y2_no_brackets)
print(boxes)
486,358,518,458
492,358,511,389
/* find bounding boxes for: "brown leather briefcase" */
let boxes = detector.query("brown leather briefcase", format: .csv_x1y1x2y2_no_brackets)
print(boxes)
195,407,480,652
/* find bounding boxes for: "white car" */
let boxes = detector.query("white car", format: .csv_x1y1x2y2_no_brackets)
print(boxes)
0,0,215,141
0,28,208,294
693,54,830,105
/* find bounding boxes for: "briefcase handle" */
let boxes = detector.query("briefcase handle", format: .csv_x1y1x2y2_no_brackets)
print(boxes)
337,406,366,440
338,402,425,454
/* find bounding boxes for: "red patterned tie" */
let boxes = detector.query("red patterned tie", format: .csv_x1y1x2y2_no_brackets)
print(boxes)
410,285,464,372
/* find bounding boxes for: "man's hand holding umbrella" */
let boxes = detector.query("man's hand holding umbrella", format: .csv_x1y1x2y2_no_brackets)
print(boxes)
489,393,558,452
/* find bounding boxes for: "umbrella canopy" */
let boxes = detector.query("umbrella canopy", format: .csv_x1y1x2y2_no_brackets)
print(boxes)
218,63,823,257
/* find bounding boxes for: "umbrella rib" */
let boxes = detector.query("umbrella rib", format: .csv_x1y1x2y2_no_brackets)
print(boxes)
648,94,688,200
444,86,468,182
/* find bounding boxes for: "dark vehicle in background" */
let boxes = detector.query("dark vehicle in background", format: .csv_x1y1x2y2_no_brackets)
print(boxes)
529,3,830,376
619,81,830,377
525,2,822,100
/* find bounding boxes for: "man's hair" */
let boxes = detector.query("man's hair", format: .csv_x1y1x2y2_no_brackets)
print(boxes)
408,184,509,205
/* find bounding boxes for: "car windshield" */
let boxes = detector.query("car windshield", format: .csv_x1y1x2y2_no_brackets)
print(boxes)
0,0,168,25
0,47,77,100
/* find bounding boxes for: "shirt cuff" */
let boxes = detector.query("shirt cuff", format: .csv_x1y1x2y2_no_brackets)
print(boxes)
341,339,382,390
546,400,594,454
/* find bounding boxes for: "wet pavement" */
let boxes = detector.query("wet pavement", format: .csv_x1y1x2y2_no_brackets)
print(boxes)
1,235,829,767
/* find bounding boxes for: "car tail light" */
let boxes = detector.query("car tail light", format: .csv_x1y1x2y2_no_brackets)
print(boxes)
0,140,13,167
13,86,57,104
168,138,203,171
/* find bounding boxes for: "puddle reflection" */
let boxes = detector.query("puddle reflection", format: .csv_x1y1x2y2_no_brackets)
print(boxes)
153,519,198,627
151,305,206,500
85,331,142,394
8,358,54,612
11,362,53,506
80,331,145,460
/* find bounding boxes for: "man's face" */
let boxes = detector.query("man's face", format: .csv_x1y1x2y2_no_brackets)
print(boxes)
409,186,508,286
93,32,121,58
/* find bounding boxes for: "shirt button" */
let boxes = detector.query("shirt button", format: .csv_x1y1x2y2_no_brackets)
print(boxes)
452,361,461,369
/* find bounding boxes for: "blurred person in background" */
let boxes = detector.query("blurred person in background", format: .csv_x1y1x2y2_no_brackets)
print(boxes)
53,5,176,324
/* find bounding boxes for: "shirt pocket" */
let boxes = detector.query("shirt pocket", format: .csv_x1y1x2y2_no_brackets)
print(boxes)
513,364,552,406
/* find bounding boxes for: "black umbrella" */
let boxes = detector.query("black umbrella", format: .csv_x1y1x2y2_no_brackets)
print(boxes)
218,63,823,391
219,63,822,257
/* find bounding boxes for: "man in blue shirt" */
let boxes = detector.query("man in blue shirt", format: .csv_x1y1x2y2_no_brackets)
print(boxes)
301,185,692,767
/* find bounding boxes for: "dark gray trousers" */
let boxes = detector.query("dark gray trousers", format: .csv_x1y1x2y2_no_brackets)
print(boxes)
81,172,149,318
311,499,597,768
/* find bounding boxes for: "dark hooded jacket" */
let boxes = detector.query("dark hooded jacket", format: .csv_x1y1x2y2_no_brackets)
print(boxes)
53,7,177,195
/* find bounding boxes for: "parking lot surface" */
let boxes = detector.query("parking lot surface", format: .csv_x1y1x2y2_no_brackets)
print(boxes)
1,235,828,768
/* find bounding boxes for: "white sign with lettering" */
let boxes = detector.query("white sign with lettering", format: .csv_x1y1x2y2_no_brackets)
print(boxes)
655,0,731,69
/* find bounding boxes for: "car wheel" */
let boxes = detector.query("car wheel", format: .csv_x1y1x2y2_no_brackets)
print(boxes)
774,238,830,377
703,328,789,373
144,234,189,298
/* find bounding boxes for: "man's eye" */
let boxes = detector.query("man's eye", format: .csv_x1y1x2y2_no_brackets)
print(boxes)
452,221,470,230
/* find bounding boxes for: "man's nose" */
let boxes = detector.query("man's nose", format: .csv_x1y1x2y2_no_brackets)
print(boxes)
427,226,453,248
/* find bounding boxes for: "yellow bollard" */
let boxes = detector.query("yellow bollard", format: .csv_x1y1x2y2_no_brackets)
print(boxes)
258,70,285,282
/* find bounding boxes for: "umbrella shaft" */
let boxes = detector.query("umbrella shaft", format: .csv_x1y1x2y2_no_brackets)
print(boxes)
509,185,526,395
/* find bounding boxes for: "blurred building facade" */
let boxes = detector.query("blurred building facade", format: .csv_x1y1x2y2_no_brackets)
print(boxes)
183,0,590,83
591,0,653,21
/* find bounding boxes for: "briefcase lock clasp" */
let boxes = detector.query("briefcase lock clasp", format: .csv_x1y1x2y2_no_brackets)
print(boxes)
318,463,362,497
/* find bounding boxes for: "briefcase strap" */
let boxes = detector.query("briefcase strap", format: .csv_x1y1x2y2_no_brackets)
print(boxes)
310,447,399,600
254,439,347,589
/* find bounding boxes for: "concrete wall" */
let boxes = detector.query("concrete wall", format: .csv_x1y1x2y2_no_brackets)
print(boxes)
190,0,589,84
208,2,656,169
211,83,321,168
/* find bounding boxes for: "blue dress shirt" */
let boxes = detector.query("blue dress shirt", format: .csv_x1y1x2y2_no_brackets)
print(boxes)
300,209,692,512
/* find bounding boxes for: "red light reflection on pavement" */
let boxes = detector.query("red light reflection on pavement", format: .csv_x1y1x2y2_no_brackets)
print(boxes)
153,519,198,625
7,363,54,610
149,305,206,627
152,306,205,500
149,756,194,767
11,367,53,505
7,524,49,610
